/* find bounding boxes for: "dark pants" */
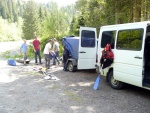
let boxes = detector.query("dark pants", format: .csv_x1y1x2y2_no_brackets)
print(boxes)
44,54,50,69
35,50,41,64
63,54,69,70
53,51,59,65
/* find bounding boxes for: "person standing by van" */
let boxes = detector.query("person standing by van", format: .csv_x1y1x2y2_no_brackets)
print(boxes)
63,45,70,71
33,36,42,65
53,38,60,65
44,39,53,69
20,39,28,65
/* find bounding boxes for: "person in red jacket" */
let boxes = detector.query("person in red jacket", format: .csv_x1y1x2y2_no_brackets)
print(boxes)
33,36,42,65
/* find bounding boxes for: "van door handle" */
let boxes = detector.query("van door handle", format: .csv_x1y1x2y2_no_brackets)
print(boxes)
134,56,142,59
79,51,86,53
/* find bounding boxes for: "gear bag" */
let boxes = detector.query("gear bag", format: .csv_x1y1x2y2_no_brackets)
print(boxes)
7,58,16,66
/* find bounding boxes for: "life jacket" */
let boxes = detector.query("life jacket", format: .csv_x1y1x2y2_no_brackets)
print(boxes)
100,44,114,69
102,44,114,59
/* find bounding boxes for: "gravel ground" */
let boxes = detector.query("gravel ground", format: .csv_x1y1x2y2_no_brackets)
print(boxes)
0,59,150,113
0,41,150,113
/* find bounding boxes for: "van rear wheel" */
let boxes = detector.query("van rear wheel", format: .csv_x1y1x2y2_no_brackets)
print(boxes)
67,62,76,72
108,71,124,89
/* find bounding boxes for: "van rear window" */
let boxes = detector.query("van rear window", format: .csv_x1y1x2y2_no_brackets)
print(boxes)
81,30,95,47
117,29,143,51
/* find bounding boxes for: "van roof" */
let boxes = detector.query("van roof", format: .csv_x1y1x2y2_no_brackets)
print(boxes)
101,21,150,29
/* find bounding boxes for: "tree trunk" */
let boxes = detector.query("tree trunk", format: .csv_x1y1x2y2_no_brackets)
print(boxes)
133,0,141,22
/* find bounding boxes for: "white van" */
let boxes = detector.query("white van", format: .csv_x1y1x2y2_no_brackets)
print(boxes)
93,21,150,90
65,27,97,72
68,22,150,90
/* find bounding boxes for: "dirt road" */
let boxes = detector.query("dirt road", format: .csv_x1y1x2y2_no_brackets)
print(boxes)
0,58,150,113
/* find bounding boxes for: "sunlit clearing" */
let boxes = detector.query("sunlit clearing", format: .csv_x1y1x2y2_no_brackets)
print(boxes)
0,74,19,83
77,82,94,86
48,66,63,73
34,78,44,83
70,106,81,110
69,84,76,86
87,106,95,112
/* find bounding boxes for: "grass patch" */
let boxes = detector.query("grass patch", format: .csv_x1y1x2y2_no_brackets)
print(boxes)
21,71,39,76
51,85,60,89
1,50,23,59
46,84,60,89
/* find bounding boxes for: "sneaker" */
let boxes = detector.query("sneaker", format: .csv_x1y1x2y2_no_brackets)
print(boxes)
63,69,68,71
35,63,38,65
40,62,43,65
58,61,60,65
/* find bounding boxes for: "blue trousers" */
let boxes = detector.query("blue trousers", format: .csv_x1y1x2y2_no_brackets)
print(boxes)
53,51,59,65
35,50,41,64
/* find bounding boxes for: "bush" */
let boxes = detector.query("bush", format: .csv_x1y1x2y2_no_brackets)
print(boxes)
40,37,50,52
28,45,34,58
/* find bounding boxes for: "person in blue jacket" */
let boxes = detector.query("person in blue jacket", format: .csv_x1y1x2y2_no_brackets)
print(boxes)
63,45,70,71
20,39,28,65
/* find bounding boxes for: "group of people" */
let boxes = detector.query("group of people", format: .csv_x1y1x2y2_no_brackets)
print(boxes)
20,36,60,69
43,38,60,69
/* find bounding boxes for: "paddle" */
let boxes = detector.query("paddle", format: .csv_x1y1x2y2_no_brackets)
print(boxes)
93,74,101,90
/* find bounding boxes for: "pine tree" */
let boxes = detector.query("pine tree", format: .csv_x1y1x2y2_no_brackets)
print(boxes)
22,0,40,39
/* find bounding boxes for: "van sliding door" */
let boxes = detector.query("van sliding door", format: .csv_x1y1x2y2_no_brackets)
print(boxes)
114,28,144,87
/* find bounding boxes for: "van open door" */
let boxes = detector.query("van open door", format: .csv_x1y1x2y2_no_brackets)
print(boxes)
78,27,97,69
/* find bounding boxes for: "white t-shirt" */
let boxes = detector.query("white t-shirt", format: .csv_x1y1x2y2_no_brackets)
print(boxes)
53,41,59,52
44,43,51,54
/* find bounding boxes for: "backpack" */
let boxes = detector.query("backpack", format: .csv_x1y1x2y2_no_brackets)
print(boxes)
100,44,114,69
7,58,16,66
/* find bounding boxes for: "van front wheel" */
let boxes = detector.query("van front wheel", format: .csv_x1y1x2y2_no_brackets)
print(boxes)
108,71,124,89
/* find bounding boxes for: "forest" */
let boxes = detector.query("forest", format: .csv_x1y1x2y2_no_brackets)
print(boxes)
0,0,150,42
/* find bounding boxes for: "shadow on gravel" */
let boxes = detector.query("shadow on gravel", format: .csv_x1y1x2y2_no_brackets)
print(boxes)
0,61,150,113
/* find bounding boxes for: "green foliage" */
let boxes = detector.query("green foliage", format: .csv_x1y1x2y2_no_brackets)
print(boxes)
27,45,34,58
22,0,40,40
0,0,77,42
40,37,50,52
1,50,23,59
0,0,24,42
0,16,22,42
71,0,150,35
0,0,23,22
117,29,143,50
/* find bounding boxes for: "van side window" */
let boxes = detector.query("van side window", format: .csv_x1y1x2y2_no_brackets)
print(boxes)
117,29,143,50
101,31,116,49
81,30,95,47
